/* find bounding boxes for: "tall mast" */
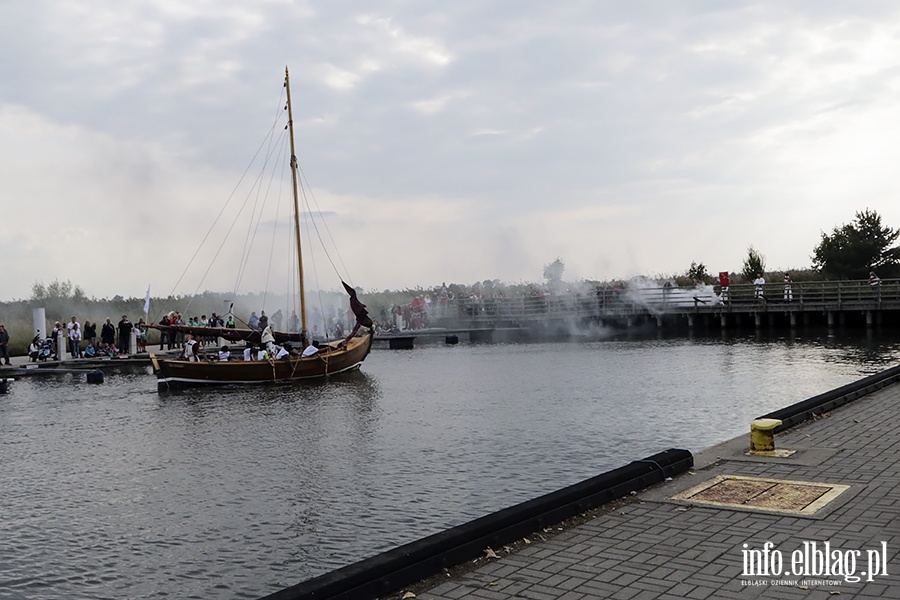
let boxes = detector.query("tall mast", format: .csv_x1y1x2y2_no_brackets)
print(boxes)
285,67,308,339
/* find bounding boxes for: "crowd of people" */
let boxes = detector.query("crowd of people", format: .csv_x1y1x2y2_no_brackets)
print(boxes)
16,315,146,362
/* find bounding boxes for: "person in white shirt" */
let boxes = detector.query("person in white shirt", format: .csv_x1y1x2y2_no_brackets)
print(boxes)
181,335,200,362
753,274,766,300
217,346,231,361
68,322,83,358
261,325,276,354
302,344,319,357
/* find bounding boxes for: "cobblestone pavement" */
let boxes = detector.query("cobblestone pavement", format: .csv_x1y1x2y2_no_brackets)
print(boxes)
419,384,900,599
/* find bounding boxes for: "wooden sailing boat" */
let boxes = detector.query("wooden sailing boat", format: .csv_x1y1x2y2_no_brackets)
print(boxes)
149,68,374,391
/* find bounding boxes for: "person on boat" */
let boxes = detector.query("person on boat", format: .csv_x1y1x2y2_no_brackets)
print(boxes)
273,345,289,360
181,335,200,362
301,343,319,357
217,346,231,361
243,345,256,361
260,324,276,353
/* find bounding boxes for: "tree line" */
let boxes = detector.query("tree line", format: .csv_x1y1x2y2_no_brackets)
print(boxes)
685,209,900,285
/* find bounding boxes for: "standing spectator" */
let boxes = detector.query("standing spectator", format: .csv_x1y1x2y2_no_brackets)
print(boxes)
257,311,269,331
83,320,97,347
173,312,185,348
51,321,64,359
101,318,116,347
753,273,766,301
869,271,882,301
117,316,133,354
783,273,793,302
135,318,148,353
718,272,730,304
68,322,83,358
249,311,259,330
0,324,11,365
67,316,80,335
158,313,171,349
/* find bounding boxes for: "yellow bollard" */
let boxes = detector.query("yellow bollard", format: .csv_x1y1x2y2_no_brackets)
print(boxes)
750,418,783,452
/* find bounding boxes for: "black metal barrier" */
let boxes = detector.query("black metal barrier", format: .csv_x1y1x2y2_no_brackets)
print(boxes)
761,363,900,431
261,448,693,600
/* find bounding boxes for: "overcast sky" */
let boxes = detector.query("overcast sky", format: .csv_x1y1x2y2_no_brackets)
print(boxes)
3,1,900,301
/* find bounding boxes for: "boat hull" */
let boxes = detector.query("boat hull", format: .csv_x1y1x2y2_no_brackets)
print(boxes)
150,333,373,391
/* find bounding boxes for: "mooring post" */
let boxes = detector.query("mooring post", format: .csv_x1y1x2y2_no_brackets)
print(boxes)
58,330,68,362
750,418,782,452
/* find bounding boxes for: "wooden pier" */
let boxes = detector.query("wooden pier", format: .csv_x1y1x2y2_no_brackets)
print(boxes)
437,278,900,334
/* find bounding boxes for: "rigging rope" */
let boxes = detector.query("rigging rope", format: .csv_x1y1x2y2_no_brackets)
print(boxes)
158,86,288,320
154,77,360,332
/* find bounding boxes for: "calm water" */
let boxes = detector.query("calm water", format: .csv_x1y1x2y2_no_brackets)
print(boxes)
1,329,898,599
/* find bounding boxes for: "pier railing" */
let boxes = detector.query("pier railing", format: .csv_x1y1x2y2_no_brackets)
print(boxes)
446,278,900,324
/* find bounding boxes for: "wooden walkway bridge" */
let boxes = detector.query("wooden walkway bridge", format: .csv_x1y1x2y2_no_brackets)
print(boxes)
396,279,900,343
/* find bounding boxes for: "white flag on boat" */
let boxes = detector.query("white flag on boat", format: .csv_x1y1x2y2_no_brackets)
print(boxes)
143,285,151,314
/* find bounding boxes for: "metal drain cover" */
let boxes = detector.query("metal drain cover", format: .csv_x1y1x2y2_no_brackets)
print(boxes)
671,475,850,516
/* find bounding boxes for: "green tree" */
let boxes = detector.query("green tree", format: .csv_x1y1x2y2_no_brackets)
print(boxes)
741,246,766,282
543,258,565,283
686,261,711,284
812,209,900,279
